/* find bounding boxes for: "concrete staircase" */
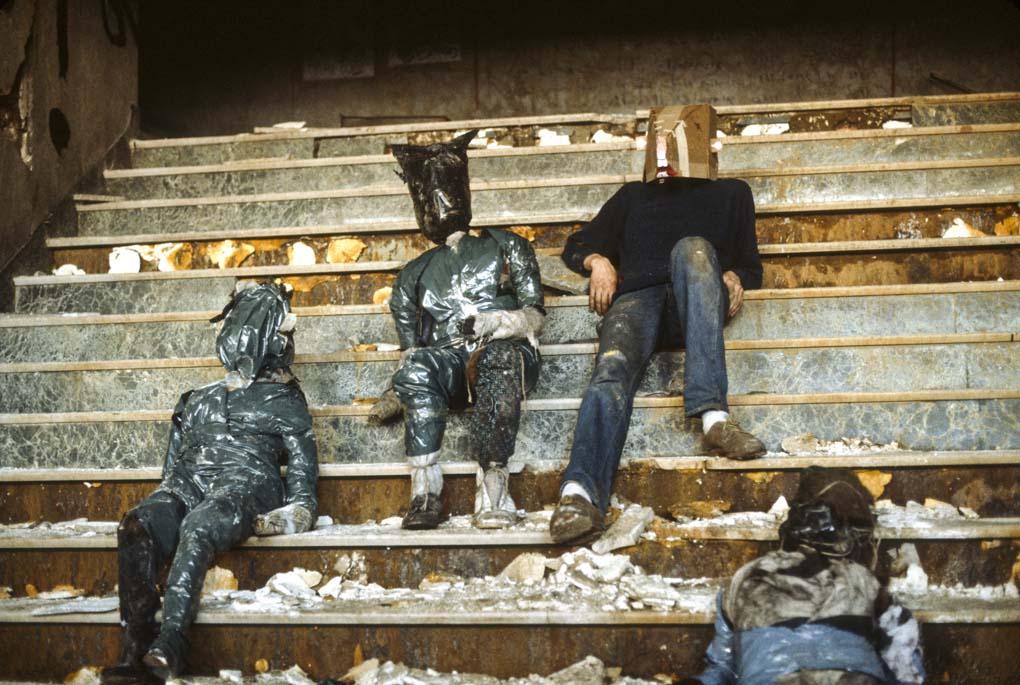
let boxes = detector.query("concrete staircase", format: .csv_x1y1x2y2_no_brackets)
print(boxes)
2,91,1020,682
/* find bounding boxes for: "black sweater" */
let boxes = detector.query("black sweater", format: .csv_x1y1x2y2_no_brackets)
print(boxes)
562,178,763,297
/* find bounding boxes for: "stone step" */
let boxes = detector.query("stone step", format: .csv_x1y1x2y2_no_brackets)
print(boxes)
1,511,1015,596
3,283,1017,359
2,390,1019,470
1,336,1016,413
15,239,1020,313
107,127,1020,200
5,450,1020,519
73,168,1020,239
0,594,1016,681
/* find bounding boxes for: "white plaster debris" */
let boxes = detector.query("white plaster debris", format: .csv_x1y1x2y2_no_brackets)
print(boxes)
53,263,86,276
874,499,977,530
109,246,143,273
0,517,118,541
740,122,789,136
498,552,547,584
219,669,244,684
888,559,1019,602
536,128,571,146
592,504,655,554
270,121,307,129
780,433,901,456
942,217,986,238
64,666,102,685
882,120,913,129
288,241,317,266
314,515,334,529
590,129,634,144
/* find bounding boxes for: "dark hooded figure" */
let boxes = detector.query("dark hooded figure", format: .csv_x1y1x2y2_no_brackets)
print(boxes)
102,281,318,683
685,467,925,685
370,130,545,530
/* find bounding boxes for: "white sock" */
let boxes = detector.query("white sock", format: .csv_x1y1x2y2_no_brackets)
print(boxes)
562,481,593,504
701,410,729,433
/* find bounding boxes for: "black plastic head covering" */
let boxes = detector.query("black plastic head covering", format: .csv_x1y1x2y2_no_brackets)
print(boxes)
392,129,477,244
210,280,296,381
779,466,877,567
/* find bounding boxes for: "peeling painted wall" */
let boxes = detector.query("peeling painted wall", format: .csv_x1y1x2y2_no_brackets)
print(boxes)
0,0,138,272
138,1,1020,137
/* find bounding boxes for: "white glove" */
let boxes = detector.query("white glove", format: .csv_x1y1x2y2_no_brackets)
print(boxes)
461,308,544,347
254,503,313,536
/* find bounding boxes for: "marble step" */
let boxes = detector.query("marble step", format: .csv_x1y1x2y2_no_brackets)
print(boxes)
16,239,1020,313
1,337,1016,413
74,167,1020,239
107,127,1020,200
2,390,1019,470
0,594,1016,682
912,100,1020,126
4,451,1019,524
4,283,1018,359
1,512,1016,596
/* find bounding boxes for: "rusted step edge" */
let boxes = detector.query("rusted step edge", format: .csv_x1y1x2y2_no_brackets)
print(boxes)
3,333,1014,374
4,450,1019,483
18,235,1020,286
4,281,1018,328
4,517,1019,550
129,93,1020,149
1,598,1017,625
3,389,1019,426
75,174,1020,213
108,131,1020,179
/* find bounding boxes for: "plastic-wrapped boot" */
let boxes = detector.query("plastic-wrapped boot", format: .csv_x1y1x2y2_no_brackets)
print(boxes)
473,464,519,529
102,515,163,685
143,628,189,681
403,451,444,530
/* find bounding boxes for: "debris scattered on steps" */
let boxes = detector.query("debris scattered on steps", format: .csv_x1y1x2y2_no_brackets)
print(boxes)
889,560,1019,600
669,499,731,520
507,225,537,242
328,238,367,264
854,470,893,499
498,552,547,583
881,120,913,129
590,129,634,144
874,498,981,529
269,121,306,130
52,263,85,276
218,669,244,684
202,566,239,595
109,246,142,273
371,286,392,306
64,666,102,685
592,503,655,554
780,433,901,456
993,213,1020,236
0,517,117,541
288,241,317,266
740,123,789,136
207,240,256,269
942,217,986,238
536,129,572,146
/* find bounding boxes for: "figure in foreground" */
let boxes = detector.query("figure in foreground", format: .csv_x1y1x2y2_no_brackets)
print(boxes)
102,282,318,682
374,130,544,530
686,467,925,685
551,105,766,544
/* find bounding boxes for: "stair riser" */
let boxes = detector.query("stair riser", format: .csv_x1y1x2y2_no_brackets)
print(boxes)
719,130,1020,169
0,624,1014,682
4,465,1018,523
3,399,1019,470
77,167,1020,238
107,150,642,199
0,538,1007,599
912,101,1020,126
6,290,1017,355
2,343,1016,413
132,138,316,168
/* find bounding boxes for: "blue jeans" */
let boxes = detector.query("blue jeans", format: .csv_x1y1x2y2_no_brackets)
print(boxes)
562,237,730,511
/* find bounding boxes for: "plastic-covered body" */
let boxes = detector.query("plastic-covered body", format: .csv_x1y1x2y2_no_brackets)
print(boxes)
694,552,925,685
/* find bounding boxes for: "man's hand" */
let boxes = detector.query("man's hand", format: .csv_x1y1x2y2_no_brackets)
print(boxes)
722,270,744,317
585,254,618,316
254,503,313,536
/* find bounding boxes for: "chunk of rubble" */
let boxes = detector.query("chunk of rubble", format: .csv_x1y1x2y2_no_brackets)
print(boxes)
942,217,985,238
881,120,913,129
287,241,317,266
592,504,655,554
536,129,572,146
780,433,901,456
64,666,102,685
327,237,367,264
219,669,244,684
994,214,1019,236
499,552,548,584
202,566,239,595
207,240,255,269
855,470,892,499
372,286,392,306
53,264,86,276
740,123,789,136
669,499,731,520
109,246,142,273
590,129,633,144
266,569,319,598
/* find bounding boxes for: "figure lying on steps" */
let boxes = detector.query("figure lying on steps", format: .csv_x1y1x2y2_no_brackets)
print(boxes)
371,130,544,530
102,281,319,683
683,467,925,685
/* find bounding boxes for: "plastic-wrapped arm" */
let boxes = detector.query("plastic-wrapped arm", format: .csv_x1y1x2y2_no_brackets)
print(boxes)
390,256,428,350
283,428,319,517
160,393,191,482
501,231,545,313
693,592,738,685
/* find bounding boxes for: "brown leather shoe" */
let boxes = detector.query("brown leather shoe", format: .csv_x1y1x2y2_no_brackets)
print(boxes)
549,494,604,544
703,419,766,460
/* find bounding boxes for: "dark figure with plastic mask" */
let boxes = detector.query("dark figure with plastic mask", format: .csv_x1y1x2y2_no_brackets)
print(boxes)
370,130,544,531
550,105,767,544
101,281,318,683
683,467,925,685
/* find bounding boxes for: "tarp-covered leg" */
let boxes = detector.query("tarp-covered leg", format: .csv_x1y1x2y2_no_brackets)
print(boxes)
469,341,524,528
